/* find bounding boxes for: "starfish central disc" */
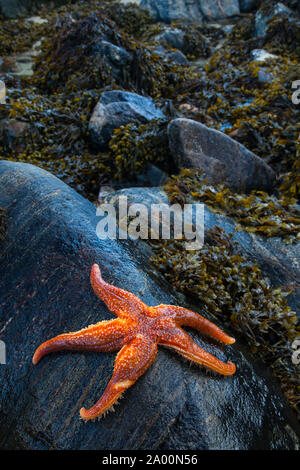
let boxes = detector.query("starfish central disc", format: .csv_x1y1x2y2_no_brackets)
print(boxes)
33,264,236,421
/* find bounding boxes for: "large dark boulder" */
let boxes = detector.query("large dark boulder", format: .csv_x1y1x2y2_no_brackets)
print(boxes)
0,161,299,450
168,118,276,194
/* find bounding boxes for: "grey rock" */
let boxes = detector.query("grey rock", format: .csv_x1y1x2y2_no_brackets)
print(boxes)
154,27,186,50
99,41,132,66
257,68,275,84
251,49,278,62
254,2,294,38
134,163,168,187
154,44,189,64
140,0,204,23
223,24,234,35
140,0,240,23
167,118,276,193
200,0,240,20
153,44,168,56
91,40,132,80
166,50,189,65
0,161,299,450
89,91,165,149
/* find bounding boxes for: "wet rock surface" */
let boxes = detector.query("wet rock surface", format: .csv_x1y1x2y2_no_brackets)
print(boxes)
167,118,276,193
0,161,299,450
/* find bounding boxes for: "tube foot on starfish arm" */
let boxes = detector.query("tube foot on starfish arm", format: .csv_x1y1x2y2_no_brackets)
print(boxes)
32,263,236,421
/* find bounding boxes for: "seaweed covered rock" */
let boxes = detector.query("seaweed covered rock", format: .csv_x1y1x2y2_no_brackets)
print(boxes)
140,0,240,23
92,40,133,80
89,91,165,149
32,9,192,99
33,12,133,92
103,185,300,314
254,2,295,38
167,118,276,193
175,3,299,200
0,161,299,450
103,185,300,415
151,24,210,58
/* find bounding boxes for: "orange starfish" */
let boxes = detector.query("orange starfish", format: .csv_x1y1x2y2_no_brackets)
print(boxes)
33,264,236,421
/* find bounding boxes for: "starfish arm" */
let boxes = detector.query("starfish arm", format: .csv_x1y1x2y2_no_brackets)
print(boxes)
80,335,157,421
91,264,148,317
32,318,129,365
151,305,235,345
159,327,236,376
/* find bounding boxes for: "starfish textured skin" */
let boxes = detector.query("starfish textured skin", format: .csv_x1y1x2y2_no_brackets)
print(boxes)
33,264,236,421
